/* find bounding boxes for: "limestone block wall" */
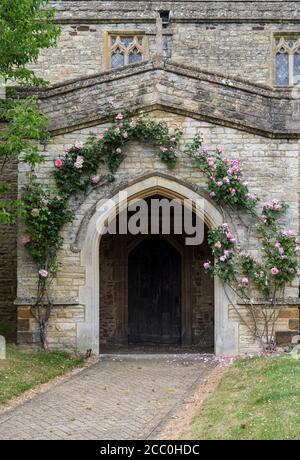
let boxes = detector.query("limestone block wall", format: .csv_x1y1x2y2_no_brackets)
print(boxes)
229,306,300,353
16,110,300,352
27,1,300,86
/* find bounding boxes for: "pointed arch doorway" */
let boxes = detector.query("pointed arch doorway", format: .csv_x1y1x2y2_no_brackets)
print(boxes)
77,173,239,356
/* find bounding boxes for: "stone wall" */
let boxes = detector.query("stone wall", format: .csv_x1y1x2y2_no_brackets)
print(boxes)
10,1,300,353
16,110,300,352
27,1,300,86
0,160,17,340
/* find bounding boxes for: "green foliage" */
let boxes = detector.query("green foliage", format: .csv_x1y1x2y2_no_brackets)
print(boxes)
185,134,259,212
54,115,182,198
0,0,60,224
22,183,74,272
0,97,49,164
0,0,60,86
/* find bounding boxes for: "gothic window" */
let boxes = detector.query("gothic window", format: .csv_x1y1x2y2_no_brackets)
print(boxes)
108,34,145,69
275,36,300,86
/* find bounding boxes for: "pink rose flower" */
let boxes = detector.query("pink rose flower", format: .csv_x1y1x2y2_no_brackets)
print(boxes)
215,241,222,250
220,255,227,262
202,147,208,155
209,191,216,198
216,181,223,187
221,223,229,228
130,119,137,128
170,137,177,143
38,269,48,278
295,246,300,256
203,261,211,270
230,188,236,196
31,208,39,217
260,214,268,223
114,127,120,135
75,142,83,149
216,146,224,154
74,155,84,169
54,159,63,169
207,157,215,167
247,192,257,200
242,277,249,285
115,113,124,120
271,267,279,276
91,175,101,184
160,147,168,153
116,148,122,155
226,232,236,244
123,131,128,139
20,235,31,245
282,230,295,238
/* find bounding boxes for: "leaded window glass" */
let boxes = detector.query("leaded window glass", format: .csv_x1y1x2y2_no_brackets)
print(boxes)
276,50,289,86
111,48,125,69
129,48,142,64
275,36,300,86
294,50,300,86
109,34,145,69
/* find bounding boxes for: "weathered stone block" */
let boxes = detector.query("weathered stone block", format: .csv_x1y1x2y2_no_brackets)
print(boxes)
276,331,300,346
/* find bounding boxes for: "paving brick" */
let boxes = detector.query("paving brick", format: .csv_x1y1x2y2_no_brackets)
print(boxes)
0,355,215,440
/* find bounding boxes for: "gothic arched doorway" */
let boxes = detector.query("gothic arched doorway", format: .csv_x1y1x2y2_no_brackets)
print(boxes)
128,236,181,345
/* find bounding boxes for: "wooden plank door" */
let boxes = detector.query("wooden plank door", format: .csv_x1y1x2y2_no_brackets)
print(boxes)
128,236,181,344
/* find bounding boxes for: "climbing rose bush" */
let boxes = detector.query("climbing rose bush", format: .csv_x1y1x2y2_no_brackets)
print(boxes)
185,134,259,212
22,119,300,351
54,114,182,197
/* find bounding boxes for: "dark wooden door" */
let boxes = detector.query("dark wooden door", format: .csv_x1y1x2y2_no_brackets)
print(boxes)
128,236,181,344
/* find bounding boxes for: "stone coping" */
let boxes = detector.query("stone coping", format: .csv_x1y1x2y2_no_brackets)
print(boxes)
16,59,300,138
47,1,300,23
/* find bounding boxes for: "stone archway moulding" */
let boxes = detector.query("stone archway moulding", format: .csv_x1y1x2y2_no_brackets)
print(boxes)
77,174,239,356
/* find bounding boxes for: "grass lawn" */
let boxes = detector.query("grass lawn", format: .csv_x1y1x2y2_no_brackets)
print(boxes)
0,346,84,405
190,355,300,440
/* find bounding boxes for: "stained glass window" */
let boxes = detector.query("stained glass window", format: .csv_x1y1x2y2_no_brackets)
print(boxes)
274,36,300,86
109,34,145,69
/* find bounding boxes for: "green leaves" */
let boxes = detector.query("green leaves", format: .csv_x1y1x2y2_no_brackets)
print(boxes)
0,1,60,224
22,183,73,271
0,0,60,86
53,115,182,199
185,134,259,212
0,97,49,162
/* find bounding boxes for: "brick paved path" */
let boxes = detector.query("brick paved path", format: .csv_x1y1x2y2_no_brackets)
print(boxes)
0,354,216,440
